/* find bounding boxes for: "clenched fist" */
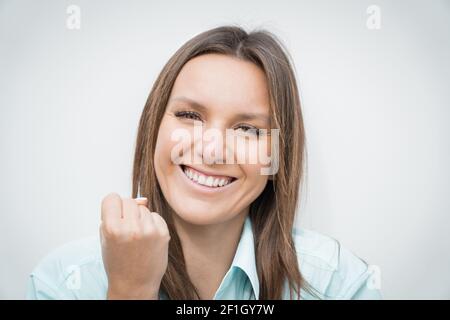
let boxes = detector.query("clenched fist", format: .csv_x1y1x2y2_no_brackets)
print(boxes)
100,193,170,300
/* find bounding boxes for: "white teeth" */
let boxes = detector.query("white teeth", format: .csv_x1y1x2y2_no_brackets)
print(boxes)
182,166,233,188
205,176,214,187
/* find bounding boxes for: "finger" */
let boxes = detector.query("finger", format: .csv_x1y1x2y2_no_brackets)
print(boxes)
101,192,123,221
122,198,142,232
138,204,151,220
141,210,156,234
150,212,170,237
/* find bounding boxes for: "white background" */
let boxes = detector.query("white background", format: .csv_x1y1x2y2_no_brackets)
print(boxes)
1,0,449,299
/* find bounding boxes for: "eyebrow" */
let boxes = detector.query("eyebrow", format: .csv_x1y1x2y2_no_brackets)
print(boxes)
169,96,270,124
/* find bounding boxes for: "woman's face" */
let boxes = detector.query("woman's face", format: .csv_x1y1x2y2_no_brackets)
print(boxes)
154,53,272,226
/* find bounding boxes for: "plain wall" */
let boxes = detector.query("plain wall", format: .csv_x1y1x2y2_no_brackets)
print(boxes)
1,0,449,299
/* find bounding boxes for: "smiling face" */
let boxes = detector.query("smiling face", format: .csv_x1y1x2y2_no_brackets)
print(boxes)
154,53,272,226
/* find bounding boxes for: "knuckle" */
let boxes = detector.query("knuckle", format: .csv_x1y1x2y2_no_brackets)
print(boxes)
139,206,151,215
156,225,170,237
151,212,167,224
129,229,143,241
102,224,120,239
143,226,158,238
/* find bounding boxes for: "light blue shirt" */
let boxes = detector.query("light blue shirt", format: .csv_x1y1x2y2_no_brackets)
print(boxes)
26,216,382,299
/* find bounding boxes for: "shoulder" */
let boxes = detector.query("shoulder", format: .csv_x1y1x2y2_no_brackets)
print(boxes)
291,227,382,300
26,235,107,299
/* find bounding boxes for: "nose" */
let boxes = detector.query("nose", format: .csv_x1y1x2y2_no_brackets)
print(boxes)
193,125,231,165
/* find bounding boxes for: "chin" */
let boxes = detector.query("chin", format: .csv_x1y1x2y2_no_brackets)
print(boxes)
170,199,233,226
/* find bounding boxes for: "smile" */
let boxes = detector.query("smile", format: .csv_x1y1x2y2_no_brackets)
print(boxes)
180,165,237,188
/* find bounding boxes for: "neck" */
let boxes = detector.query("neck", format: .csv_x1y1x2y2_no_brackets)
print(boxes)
173,210,248,299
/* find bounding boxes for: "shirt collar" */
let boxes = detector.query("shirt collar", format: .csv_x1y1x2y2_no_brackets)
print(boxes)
230,215,260,299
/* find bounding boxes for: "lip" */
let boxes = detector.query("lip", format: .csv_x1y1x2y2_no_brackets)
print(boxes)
181,164,237,180
178,165,238,194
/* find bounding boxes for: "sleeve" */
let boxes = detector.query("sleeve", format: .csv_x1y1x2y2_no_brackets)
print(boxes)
324,243,383,300
26,274,62,300
25,236,108,300
340,267,383,299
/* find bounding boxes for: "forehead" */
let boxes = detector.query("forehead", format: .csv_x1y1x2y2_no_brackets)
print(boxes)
170,54,270,115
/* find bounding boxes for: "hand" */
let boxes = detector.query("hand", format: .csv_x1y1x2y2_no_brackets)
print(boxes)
100,193,170,300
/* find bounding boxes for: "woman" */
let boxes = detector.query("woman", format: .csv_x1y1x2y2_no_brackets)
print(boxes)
27,25,382,300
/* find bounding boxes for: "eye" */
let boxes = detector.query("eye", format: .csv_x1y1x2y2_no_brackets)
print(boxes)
235,124,261,137
174,110,203,121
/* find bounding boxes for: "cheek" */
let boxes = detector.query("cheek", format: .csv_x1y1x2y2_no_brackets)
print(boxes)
238,164,269,209
233,137,273,172
241,164,269,191
154,119,179,177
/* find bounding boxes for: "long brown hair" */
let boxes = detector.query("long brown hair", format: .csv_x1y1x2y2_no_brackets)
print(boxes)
132,25,314,299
